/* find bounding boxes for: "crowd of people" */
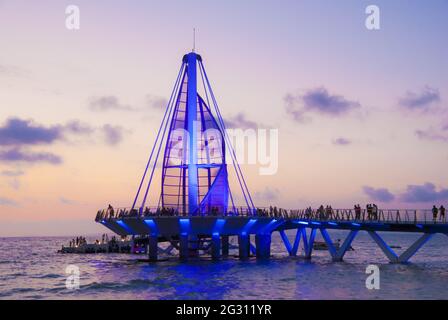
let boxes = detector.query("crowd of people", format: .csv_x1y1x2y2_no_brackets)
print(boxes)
91,233,110,245
95,205,182,221
68,236,87,248
94,203,447,223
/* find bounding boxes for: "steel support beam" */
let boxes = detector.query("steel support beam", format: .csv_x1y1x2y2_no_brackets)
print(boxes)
320,229,358,262
186,53,199,215
319,228,337,258
369,231,434,263
279,230,292,254
397,233,433,263
335,230,358,261
368,231,399,263
302,228,316,259
291,228,302,256
250,242,257,255
279,229,302,256
158,244,174,255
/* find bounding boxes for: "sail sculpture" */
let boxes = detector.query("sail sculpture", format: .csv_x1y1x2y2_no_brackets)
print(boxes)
131,52,255,216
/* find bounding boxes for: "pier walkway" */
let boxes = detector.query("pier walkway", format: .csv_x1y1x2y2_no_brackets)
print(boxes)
95,207,448,264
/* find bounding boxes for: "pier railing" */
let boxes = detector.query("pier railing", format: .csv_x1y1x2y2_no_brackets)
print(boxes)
95,206,446,225
290,208,445,225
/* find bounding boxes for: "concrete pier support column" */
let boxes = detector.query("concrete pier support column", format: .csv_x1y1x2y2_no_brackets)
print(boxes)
148,235,158,262
211,234,221,260
255,234,271,259
238,234,250,260
179,234,189,261
221,235,230,257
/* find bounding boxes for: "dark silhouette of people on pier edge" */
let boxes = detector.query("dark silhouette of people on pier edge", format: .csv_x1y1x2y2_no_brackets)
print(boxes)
93,203,448,225
432,205,438,222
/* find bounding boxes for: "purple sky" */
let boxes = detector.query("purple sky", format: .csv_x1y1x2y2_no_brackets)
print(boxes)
0,0,447,236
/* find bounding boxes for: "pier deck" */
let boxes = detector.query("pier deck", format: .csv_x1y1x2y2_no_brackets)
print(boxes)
95,208,448,264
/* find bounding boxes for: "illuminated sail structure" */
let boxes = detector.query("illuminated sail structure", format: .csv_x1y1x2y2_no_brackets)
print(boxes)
131,52,255,216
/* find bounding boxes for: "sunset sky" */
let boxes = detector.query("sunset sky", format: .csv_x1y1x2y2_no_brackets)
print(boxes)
1,0,447,236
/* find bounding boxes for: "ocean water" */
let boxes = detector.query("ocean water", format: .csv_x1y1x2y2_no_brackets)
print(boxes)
0,230,447,300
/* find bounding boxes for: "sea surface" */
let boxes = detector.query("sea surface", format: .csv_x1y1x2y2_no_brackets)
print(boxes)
1,230,447,300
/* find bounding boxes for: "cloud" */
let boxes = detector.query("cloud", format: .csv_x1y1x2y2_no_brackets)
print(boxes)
0,64,25,77
0,197,18,207
8,178,21,190
415,127,448,143
1,170,24,177
399,86,440,110
146,95,168,110
254,187,280,201
59,197,76,205
102,125,124,145
363,186,395,203
89,96,134,112
225,113,258,129
0,118,62,146
0,118,80,165
0,118,94,147
399,183,448,203
64,120,95,135
332,137,351,146
285,87,360,122
0,148,62,164
1,170,24,189
0,118,127,164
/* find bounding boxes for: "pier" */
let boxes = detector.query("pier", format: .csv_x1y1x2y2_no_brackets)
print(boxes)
95,207,448,264
95,51,448,264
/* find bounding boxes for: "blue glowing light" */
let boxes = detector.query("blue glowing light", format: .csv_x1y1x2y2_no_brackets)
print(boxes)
311,221,321,225
213,219,226,234
241,219,257,235
328,222,338,226
116,220,134,234
144,219,158,236
352,223,361,227
179,218,191,236
297,221,309,225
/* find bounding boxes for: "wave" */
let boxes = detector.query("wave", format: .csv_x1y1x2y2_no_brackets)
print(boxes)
30,273,62,279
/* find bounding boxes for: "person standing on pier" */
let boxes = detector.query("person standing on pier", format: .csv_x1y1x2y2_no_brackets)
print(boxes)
354,205,361,220
432,205,438,222
440,205,445,222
